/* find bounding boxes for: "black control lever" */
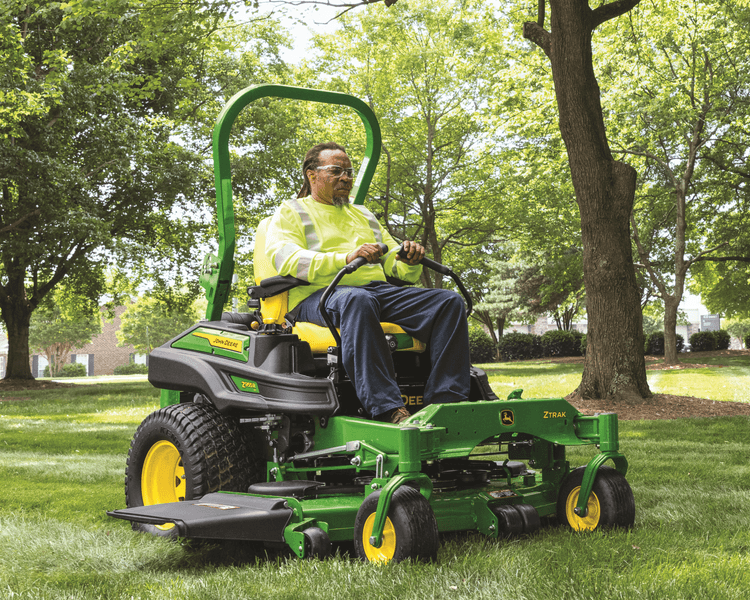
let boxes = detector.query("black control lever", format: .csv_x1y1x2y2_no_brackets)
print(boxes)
318,242,473,351
397,245,450,276
319,243,389,346
343,242,389,273
396,244,473,317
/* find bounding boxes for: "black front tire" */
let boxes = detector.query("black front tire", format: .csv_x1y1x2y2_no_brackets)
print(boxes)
557,465,635,532
125,402,262,537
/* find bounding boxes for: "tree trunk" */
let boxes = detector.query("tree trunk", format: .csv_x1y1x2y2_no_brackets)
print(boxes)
1,292,34,380
663,295,680,364
496,315,505,361
496,315,506,339
525,0,650,402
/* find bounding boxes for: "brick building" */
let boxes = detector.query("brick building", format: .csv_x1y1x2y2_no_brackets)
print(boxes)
28,306,142,378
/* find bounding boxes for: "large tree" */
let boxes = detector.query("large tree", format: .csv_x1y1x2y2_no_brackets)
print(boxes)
521,0,650,402
0,2,290,380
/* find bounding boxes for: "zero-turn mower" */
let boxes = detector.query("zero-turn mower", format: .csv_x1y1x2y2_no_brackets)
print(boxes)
108,85,635,563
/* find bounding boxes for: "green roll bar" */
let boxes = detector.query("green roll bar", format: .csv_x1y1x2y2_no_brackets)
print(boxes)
199,84,383,321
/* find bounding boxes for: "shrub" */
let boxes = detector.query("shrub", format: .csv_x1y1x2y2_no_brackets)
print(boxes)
540,330,579,357
745,334,750,349
498,332,540,361
570,330,585,356
579,333,587,356
726,319,750,346
689,331,717,352
468,327,496,363
645,331,684,355
114,363,149,375
43,362,87,377
645,331,664,355
713,329,731,351
60,363,87,377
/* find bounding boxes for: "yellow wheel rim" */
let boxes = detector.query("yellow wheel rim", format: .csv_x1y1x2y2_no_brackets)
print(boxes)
141,440,185,531
565,486,601,531
362,513,397,564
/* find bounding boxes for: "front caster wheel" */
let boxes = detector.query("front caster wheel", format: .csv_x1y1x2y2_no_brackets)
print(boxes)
557,465,635,532
304,527,332,559
353,486,439,564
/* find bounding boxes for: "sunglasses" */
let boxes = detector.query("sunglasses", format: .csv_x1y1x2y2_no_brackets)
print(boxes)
316,165,355,178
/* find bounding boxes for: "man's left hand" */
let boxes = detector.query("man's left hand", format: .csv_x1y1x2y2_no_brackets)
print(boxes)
397,240,425,266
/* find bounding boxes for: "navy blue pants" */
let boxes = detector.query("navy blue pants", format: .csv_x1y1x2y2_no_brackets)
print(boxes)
295,281,470,418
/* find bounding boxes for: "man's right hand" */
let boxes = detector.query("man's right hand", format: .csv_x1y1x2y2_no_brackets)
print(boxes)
346,243,385,265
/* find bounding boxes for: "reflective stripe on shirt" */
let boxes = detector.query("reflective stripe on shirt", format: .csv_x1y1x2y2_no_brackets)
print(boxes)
351,204,383,243
288,198,322,251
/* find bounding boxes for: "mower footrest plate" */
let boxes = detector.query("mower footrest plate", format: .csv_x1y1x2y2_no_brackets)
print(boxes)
107,492,293,542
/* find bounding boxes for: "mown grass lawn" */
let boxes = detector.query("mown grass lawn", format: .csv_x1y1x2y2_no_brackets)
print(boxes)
479,352,750,402
1,372,749,600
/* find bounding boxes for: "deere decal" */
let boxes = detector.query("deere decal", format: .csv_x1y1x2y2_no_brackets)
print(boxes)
193,331,243,352
171,327,250,361
500,409,514,426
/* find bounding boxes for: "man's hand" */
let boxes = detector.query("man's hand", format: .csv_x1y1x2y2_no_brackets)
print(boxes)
396,240,425,266
346,243,385,265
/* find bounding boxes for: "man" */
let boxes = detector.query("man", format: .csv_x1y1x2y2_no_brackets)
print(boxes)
265,142,470,423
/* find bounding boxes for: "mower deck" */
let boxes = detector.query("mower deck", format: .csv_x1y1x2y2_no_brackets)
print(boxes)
109,397,627,557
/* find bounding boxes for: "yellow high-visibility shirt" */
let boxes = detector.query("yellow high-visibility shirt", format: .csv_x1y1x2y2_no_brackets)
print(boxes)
265,196,422,309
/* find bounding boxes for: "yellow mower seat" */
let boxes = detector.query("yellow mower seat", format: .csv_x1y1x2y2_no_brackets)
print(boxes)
254,217,425,354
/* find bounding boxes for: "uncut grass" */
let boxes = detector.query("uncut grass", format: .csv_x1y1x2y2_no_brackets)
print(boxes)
2,382,750,598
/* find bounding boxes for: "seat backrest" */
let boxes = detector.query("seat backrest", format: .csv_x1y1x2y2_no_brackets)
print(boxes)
253,217,288,324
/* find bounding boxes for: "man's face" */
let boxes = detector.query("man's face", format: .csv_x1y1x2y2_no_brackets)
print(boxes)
308,149,353,206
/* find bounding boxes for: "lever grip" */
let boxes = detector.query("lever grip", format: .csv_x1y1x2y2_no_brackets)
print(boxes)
397,244,451,275
344,242,389,273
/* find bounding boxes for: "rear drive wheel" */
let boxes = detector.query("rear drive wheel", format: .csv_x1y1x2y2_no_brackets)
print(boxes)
557,465,635,532
125,402,261,537
353,486,439,564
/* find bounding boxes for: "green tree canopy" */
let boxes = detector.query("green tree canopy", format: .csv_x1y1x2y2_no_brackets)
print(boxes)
117,293,202,354
0,1,292,379
304,0,508,289
597,0,750,364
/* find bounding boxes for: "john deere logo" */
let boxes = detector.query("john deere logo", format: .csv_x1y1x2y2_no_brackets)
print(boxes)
193,331,243,353
501,410,515,426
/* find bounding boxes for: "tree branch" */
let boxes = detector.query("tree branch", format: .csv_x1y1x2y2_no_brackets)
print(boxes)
262,0,397,23
630,213,666,298
536,0,545,27
692,252,750,264
684,242,729,271
522,21,551,58
591,0,643,30
0,209,41,235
